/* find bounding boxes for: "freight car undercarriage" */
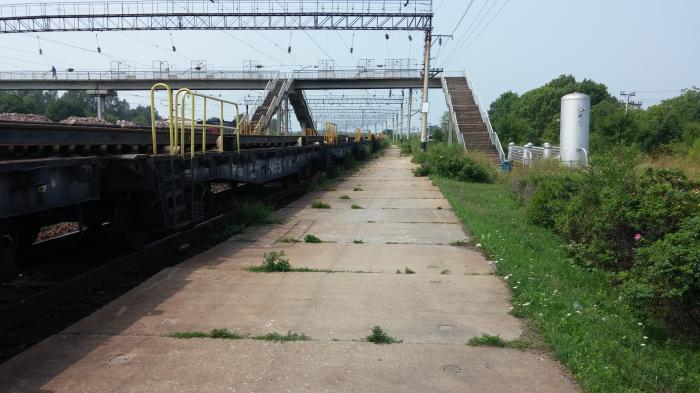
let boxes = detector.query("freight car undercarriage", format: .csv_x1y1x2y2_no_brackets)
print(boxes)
0,121,376,275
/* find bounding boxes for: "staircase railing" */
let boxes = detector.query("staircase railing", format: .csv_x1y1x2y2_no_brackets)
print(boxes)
463,71,505,163
441,76,466,152
253,77,293,134
249,71,279,122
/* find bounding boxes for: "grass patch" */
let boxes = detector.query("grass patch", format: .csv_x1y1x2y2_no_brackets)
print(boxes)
353,187,363,191
278,237,301,243
350,204,364,209
254,331,312,342
441,269,451,275
404,267,415,274
304,234,322,243
220,200,281,239
171,328,243,340
467,334,530,351
311,200,331,209
339,195,351,199
367,220,376,223
247,251,293,272
247,251,329,273
433,177,700,392
366,326,402,344
449,239,470,247
353,239,364,244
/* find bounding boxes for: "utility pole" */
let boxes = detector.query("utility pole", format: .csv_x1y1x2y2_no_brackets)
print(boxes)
419,29,432,151
620,91,642,114
400,90,405,140
407,88,413,139
399,98,404,139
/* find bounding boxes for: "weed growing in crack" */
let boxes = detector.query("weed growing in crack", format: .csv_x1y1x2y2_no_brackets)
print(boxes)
366,326,402,344
467,334,530,351
350,204,364,209
311,200,331,209
248,252,293,272
304,234,322,243
170,329,244,340
404,267,416,274
254,331,312,342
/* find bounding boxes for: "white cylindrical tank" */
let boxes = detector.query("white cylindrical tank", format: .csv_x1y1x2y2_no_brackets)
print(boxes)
559,93,590,166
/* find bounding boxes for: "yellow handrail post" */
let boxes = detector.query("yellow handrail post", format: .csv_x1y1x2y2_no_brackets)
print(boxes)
202,97,207,154
220,101,225,153
149,83,173,155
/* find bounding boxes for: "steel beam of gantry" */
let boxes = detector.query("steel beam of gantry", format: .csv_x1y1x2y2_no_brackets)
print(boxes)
0,1,433,33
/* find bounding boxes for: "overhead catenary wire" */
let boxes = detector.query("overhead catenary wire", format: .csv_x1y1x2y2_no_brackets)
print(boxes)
302,30,332,59
440,0,499,65
0,44,72,66
116,31,192,62
448,0,511,63
36,35,151,67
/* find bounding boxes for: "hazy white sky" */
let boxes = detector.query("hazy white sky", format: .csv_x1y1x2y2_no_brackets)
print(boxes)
0,0,698,129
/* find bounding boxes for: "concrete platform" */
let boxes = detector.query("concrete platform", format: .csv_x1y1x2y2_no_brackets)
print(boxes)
0,147,576,392
0,335,574,393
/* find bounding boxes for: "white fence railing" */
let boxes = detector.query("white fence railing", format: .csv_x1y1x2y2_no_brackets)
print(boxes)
507,142,561,165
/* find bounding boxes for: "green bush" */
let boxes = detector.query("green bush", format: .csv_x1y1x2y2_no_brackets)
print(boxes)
412,143,492,183
511,147,700,329
621,215,700,327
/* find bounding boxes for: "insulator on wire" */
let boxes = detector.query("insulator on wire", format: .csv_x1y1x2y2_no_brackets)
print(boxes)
385,33,390,40
288,46,291,53
350,47,353,54
172,45,177,52
408,34,413,42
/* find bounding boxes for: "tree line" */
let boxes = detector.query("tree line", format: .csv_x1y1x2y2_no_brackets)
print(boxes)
487,74,700,154
0,90,155,124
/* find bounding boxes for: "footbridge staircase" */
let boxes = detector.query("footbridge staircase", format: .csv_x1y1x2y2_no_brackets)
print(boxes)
442,74,505,165
246,76,315,135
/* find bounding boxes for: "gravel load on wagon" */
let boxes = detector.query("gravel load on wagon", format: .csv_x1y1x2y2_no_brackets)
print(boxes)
0,113,53,123
59,116,112,126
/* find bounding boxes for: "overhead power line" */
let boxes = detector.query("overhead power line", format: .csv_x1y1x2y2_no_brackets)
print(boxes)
449,0,476,36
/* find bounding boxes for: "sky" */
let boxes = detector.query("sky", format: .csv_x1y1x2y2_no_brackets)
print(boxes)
0,0,698,131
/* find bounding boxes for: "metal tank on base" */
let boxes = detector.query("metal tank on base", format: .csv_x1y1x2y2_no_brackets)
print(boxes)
559,92,590,167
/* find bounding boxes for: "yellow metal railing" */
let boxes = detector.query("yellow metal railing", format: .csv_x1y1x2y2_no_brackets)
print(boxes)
304,128,317,136
354,127,362,142
324,122,338,144
150,83,175,155
150,83,241,157
174,88,241,157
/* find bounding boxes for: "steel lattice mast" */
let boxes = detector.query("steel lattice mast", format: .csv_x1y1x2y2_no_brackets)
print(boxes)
0,1,432,33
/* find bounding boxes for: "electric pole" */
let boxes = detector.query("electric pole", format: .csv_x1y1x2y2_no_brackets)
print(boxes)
407,88,413,139
419,29,432,151
620,91,642,114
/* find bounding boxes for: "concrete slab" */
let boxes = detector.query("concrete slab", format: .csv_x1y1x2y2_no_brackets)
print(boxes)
302,221,467,244
287,197,451,209
182,243,493,275
277,207,460,224
64,268,520,343
0,335,576,393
